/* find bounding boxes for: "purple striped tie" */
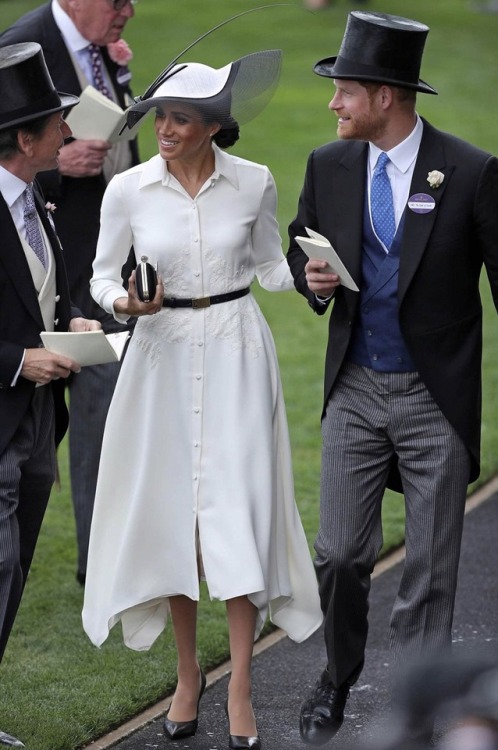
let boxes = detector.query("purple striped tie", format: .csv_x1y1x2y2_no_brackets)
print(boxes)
88,43,112,99
23,184,47,269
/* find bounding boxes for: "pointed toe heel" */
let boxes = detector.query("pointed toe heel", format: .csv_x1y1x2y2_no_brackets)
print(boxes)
163,670,206,740
228,734,261,749
225,699,261,749
163,715,198,740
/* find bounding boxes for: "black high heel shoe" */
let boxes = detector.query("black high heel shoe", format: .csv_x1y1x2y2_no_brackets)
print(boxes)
163,670,206,740
225,700,262,750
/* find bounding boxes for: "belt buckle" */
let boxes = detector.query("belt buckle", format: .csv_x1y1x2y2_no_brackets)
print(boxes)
192,296,210,309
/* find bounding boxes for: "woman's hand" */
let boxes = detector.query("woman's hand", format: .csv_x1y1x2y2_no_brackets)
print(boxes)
113,270,164,317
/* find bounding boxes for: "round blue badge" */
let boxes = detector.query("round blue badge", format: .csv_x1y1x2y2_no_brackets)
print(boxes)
408,193,436,214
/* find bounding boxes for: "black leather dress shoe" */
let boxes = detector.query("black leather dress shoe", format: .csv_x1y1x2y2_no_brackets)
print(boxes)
163,670,206,740
299,669,350,746
0,730,25,748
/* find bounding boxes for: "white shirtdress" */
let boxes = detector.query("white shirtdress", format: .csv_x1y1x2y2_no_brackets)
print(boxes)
82,145,322,650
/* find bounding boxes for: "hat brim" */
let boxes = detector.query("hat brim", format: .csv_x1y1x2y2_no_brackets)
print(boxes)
122,50,282,136
313,56,437,95
0,90,80,131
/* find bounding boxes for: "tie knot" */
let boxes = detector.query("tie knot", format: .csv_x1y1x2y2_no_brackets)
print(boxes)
23,184,36,214
375,152,390,173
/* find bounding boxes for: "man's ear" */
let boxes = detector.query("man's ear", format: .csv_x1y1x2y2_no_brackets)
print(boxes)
17,130,34,157
379,85,394,109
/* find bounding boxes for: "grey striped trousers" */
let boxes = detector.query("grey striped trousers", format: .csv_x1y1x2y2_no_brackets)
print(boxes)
0,386,55,661
315,362,471,688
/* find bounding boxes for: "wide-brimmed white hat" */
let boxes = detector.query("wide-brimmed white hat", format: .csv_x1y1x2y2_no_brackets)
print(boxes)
124,49,282,132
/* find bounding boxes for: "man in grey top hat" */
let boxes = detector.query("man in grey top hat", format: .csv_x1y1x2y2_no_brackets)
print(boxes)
287,10,498,746
0,42,100,748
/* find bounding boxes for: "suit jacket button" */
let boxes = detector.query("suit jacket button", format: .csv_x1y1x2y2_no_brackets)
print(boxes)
55,294,60,302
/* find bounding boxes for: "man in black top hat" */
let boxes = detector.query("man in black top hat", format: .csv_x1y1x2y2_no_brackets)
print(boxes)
0,0,140,589
0,42,100,748
287,10,498,745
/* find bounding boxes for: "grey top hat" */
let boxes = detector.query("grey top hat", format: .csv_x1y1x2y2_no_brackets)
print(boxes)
0,42,79,131
314,11,437,95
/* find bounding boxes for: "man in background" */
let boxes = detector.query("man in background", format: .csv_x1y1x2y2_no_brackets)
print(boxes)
0,42,100,747
0,0,140,586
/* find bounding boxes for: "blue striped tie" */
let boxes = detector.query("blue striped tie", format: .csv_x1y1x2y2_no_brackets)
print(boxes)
370,152,395,250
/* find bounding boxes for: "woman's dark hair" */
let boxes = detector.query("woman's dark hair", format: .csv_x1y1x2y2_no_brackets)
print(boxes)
199,95,240,149
213,122,240,149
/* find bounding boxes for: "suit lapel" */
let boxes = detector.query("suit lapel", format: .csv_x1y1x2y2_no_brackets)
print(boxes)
324,141,366,311
398,120,453,302
0,195,45,328
33,184,67,295
38,6,83,94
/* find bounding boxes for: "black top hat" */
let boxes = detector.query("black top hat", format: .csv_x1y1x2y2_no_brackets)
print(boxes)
0,42,79,131
314,11,437,95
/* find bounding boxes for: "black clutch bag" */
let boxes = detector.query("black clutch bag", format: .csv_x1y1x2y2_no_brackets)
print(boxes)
135,255,158,303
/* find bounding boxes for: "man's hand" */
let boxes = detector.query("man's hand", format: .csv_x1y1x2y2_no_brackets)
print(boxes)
22,348,81,385
305,258,341,297
113,270,164,318
57,139,112,178
69,317,102,332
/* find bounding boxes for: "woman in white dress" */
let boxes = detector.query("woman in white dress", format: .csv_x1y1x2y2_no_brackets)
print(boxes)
82,50,322,749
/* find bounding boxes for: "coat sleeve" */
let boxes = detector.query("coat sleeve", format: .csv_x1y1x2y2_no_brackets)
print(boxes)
287,150,331,315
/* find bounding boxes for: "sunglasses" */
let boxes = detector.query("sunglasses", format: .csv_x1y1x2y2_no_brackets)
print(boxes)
110,0,137,10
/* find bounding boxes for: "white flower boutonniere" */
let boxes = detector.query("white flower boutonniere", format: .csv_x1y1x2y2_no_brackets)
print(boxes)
427,170,444,189
45,202,57,214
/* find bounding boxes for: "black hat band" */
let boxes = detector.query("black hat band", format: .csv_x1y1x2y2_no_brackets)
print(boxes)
332,55,421,86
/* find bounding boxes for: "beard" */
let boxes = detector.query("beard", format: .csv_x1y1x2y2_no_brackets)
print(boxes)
336,109,385,143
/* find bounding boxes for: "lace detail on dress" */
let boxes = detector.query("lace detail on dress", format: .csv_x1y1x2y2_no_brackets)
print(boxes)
205,248,252,293
132,312,193,367
162,249,191,297
132,249,264,363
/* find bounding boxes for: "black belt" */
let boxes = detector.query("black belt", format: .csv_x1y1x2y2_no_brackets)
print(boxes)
162,287,250,309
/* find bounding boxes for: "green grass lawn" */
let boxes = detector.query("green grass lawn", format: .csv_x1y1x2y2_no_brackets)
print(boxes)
1,0,498,747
